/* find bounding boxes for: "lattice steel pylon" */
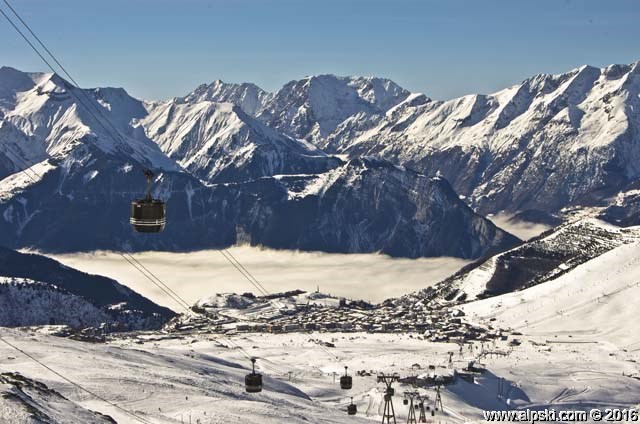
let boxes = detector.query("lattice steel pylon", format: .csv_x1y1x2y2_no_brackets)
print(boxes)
403,391,419,424
434,384,444,412
378,374,400,424
416,395,429,423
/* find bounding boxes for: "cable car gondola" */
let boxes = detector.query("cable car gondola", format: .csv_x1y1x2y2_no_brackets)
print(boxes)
130,169,166,233
245,358,263,393
347,397,357,415
340,366,352,390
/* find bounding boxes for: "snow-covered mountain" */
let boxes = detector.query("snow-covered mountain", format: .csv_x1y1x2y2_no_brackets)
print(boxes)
0,129,517,257
141,99,340,183
7,61,640,228
405,218,638,305
0,247,174,329
256,75,411,144
177,63,640,222
322,62,640,217
0,66,178,172
233,158,519,258
0,67,515,258
177,79,272,115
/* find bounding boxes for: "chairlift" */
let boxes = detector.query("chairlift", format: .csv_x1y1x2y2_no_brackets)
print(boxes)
130,169,166,232
245,358,263,393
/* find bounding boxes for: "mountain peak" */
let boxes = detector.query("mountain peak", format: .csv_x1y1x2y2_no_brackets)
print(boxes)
178,78,271,115
257,74,411,143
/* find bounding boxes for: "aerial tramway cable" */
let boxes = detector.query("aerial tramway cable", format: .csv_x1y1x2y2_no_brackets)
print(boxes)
1,1,282,304
0,333,155,424
0,0,285,374
1,0,356,391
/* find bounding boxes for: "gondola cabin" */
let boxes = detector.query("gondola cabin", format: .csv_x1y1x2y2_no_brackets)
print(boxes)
347,397,357,415
245,358,263,393
130,170,166,233
340,366,353,390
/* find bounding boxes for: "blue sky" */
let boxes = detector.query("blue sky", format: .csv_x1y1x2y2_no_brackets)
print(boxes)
1,0,639,100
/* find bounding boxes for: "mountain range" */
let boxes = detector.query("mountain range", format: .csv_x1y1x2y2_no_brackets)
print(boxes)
2,60,640,257
0,67,518,258
173,62,640,222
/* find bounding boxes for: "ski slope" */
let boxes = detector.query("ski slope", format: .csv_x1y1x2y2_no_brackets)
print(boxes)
2,315,639,423
0,328,373,424
463,232,640,347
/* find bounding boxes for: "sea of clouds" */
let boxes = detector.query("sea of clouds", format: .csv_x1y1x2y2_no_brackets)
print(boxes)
48,248,471,310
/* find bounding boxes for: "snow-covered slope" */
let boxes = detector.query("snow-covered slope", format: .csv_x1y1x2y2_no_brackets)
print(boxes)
141,100,340,183
0,247,174,329
0,328,372,424
0,66,178,172
463,225,640,347
3,322,638,424
0,372,116,424
257,75,411,144
325,62,640,216
178,79,272,115
0,278,111,328
406,219,638,305
0,120,46,181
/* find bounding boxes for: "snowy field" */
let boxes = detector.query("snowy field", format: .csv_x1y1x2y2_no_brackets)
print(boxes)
3,233,640,422
1,323,638,423
45,248,470,310
4,224,637,423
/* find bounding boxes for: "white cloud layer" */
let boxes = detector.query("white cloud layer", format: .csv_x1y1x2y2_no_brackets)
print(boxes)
46,248,470,311
489,213,551,241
